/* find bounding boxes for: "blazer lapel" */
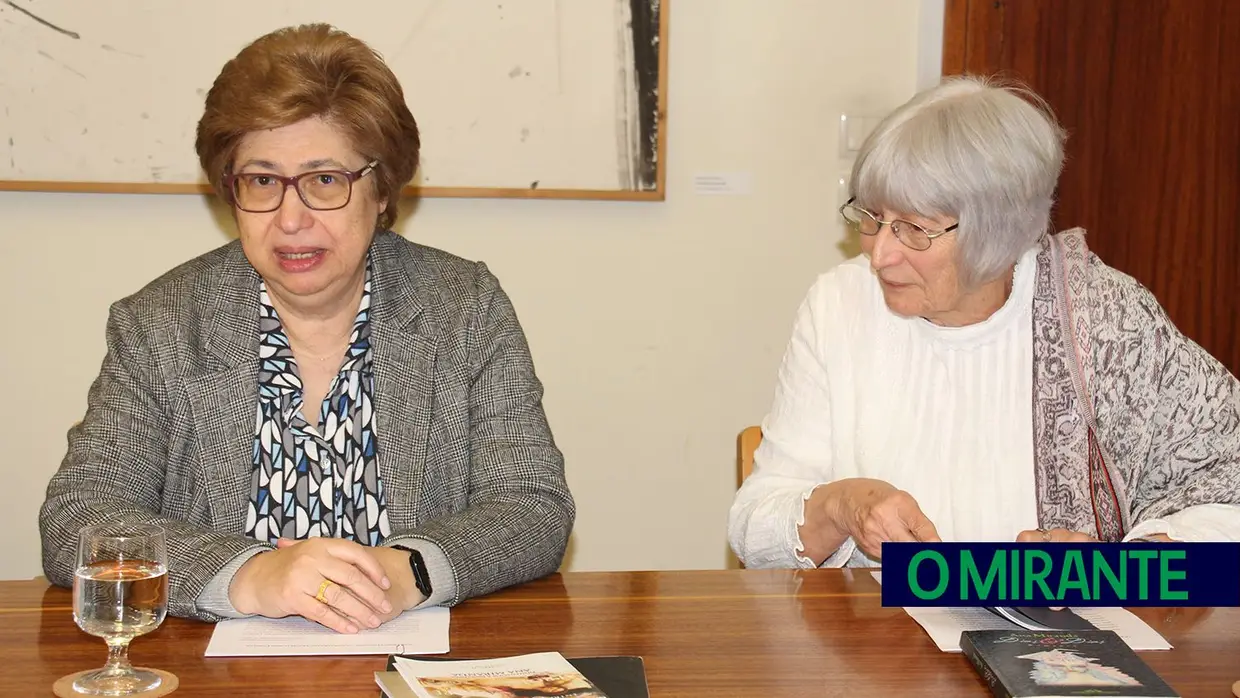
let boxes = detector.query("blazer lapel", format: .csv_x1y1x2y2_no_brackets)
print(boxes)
368,234,438,531
185,243,261,533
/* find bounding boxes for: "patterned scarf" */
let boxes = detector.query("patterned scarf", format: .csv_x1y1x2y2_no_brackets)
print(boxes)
244,267,391,545
1031,228,1240,539
1030,229,1126,540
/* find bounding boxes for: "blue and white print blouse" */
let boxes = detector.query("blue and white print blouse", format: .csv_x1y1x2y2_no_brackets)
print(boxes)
243,268,391,546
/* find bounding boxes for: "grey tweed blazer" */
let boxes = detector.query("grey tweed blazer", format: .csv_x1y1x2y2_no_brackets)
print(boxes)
40,232,575,620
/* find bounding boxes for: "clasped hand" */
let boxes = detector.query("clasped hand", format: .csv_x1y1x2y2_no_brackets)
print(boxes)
228,537,424,633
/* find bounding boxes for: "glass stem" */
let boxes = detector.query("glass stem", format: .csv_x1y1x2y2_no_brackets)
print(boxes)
102,638,133,676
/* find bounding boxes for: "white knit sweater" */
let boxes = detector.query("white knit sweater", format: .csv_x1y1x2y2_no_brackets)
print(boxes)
729,249,1240,568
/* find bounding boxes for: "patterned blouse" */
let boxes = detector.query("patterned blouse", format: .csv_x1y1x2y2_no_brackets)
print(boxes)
243,268,392,546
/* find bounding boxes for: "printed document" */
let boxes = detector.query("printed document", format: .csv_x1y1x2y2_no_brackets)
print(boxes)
869,570,1171,653
204,607,450,657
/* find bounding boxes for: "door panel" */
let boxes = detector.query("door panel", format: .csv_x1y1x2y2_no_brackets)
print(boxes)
943,0,1240,375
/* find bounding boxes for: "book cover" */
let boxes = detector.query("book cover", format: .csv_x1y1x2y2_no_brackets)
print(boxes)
376,670,419,698
380,652,649,698
960,629,1179,698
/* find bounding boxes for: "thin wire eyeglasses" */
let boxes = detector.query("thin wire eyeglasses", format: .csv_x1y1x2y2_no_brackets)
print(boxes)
839,197,958,251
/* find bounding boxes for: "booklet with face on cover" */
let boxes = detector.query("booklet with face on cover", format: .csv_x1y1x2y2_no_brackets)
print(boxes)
386,651,623,698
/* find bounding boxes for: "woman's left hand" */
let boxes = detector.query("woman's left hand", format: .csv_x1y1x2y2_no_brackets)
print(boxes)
276,538,425,622
1015,527,1098,543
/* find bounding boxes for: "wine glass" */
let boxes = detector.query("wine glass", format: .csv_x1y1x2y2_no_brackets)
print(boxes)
71,522,169,696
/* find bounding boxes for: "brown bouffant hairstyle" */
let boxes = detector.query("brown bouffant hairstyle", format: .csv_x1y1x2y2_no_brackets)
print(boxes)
195,24,419,231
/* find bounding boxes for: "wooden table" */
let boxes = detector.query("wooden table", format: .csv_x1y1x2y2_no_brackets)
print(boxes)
2,569,1236,697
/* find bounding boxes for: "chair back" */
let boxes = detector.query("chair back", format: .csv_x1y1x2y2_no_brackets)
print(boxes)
737,425,762,486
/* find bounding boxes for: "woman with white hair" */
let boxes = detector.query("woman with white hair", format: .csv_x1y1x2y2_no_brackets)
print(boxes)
728,76,1240,569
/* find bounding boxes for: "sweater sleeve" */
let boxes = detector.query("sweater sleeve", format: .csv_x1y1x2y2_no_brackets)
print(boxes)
1125,504,1240,541
728,276,861,568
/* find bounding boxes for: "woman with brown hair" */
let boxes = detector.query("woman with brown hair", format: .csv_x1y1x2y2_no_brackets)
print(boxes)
39,24,575,632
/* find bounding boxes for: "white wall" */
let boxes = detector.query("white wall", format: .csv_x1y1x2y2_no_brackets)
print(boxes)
1,1,658,191
0,0,937,579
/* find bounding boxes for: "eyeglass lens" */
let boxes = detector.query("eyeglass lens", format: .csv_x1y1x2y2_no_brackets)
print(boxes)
840,204,931,250
232,171,352,212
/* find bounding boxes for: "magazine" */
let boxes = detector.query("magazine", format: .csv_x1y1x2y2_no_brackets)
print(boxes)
392,651,610,698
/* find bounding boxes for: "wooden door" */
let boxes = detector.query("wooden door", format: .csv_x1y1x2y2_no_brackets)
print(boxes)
943,0,1240,375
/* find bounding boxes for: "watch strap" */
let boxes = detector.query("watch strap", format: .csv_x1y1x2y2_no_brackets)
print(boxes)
392,545,433,597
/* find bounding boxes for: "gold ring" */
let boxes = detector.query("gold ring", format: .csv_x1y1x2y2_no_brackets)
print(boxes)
314,579,334,604
1037,528,1052,542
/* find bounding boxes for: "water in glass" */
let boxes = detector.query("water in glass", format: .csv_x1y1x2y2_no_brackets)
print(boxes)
70,523,169,696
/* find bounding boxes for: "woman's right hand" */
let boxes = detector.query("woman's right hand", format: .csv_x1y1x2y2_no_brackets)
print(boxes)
839,479,941,558
801,478,941,563
228,538,394,633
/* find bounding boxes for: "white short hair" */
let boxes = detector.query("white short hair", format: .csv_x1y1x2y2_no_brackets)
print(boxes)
850,75,1067,287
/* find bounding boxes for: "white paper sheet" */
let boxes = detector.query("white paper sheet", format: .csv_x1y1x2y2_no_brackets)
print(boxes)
903,605,1173,653
204,607,450,657
870,570,1173,653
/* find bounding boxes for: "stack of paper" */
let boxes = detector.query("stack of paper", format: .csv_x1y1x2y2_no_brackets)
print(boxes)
204,607,451,657
869,570,1173,653
903,605,1173,652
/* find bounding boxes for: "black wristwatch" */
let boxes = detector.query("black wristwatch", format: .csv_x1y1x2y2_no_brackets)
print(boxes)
391,545,433,597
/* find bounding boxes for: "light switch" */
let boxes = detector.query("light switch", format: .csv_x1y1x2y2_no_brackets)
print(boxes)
838,114,883,158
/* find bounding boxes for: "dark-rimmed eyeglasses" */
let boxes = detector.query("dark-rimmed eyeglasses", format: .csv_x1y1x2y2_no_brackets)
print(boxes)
839,197,958,251
223,160,379,213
